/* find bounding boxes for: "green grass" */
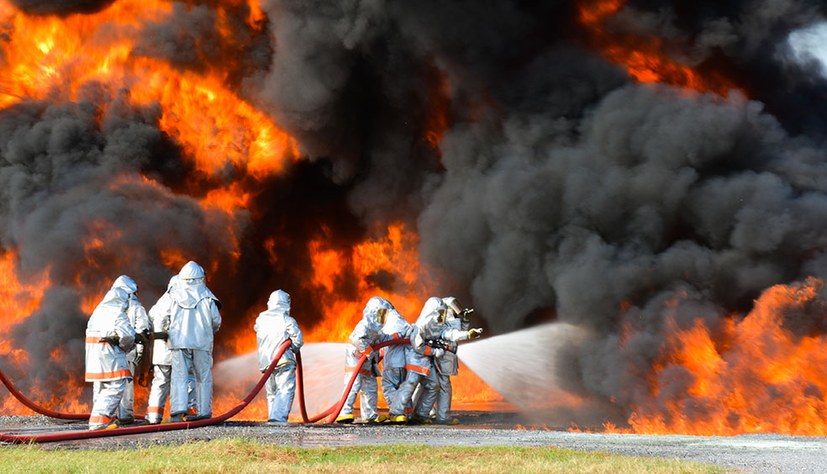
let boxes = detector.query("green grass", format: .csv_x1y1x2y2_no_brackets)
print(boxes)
0,438,725,473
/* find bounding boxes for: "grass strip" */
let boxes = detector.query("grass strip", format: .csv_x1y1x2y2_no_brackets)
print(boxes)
0,438,725,473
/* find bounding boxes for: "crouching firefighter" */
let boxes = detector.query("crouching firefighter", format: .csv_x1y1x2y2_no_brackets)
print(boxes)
380,304,412,424
84,280,137,430
388,297,449,424
336,296,391,423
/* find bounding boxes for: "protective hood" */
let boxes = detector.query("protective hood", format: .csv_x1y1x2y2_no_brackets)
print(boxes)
363,296,392,331
166,275,179,292
382,308,410,336
266,290,291,314
111,275,138,295
171,261,218,309
418,297,448,339
178,261,206,280
442,296,463,316
93,287,129,314
417,297,443,323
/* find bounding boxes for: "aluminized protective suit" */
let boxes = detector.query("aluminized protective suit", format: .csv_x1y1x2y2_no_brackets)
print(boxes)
432,297,472,423
255,289,304,423
339,296,391,422
390,297,447,421
380,308,411,417
145,276,196,423
85,286,136,430
165,261,222,420
109,276,149,423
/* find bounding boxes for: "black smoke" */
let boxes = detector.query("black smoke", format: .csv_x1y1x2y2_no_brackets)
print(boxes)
3,0,827,427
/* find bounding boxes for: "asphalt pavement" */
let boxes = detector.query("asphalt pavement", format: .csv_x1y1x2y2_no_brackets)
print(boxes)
2,413,826,473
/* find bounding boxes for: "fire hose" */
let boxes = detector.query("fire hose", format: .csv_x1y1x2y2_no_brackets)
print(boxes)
0,337,408,443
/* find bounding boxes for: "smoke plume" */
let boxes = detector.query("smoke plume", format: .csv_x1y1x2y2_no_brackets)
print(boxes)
3,0,827,430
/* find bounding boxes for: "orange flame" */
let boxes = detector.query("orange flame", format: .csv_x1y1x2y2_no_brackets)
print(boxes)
0,0,507,420
304,222,429,342
613,277,827,435
0,251,56,415
578,0,736,94
0,0,298,180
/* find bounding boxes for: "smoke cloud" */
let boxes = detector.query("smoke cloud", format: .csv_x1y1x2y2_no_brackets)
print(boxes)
2,0,827,426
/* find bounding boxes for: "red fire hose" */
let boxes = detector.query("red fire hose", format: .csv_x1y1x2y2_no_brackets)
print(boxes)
0,338,408,443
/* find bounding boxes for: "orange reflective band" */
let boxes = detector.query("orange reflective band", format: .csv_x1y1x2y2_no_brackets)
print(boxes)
405,364,430,376
85,369,132,380
89,415,113,424
85,337,108,344
147,406,163,414
392,332,400,339
344,367,374,377
423,346,433,356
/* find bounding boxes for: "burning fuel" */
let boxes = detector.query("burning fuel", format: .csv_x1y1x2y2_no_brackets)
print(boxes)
3,0,827,436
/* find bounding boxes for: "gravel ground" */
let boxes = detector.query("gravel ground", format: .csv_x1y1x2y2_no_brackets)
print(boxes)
2,413,826,473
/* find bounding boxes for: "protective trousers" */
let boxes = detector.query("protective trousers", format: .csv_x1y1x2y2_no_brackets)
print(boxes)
265,364,297,422
146,364,170,423
435,373,453,422
381,367,407,414
118,360,137,421
89,379,127,429
147,365,198,423
393,369,438,419
170,349,213,418
340,372,378,421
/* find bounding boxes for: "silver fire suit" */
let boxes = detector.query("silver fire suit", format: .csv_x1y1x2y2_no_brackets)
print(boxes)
380,308,411,416
339,296,390,422
255,290,304,423
145,276,197,423
109,276,149,424
432,297,472,423
85,286,136,430
391,297,447,421
164,261,222,420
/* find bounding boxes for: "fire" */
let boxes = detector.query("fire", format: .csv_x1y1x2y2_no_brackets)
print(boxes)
578,0,736,94
616,277,827,435
0,251,51,414
304,222,429,342
0,251,49,329
0,0,507,422
128,57,299,179
0,0,298,180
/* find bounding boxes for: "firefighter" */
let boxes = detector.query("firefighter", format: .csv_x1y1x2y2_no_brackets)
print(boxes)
145,275,197,424
336,296,391,423
432,297,482,424
110,275,150,425
388,297,449,424
254,290,304,424
380,305,412,423
85,282,137,430
164,261,221,422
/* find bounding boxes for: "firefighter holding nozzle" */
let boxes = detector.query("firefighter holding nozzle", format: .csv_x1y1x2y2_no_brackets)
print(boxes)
164,261,222,422
84,277,138,430
110,275,150,425
431,297,482,424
